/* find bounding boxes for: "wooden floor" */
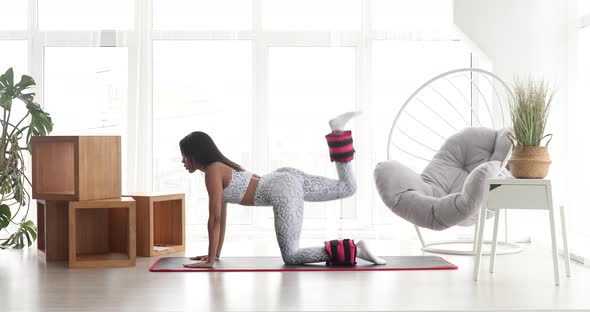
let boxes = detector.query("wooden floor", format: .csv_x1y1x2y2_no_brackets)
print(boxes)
1,239,589,311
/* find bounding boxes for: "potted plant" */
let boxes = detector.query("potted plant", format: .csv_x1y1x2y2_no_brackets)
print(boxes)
508,77,554,178
0,68,53,248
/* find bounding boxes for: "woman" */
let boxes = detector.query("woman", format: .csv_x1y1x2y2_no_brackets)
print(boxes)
180,112,385,268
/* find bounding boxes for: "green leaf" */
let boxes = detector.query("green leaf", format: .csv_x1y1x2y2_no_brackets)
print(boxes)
17,93,35,103
0,68,15,89
23,228,31,245
22,221,37,247
0,204,11,229
26,101,53,140
0,179,12,195
13,179,24,205
5,68,14,87
0,93,12,110
15,75,35,92
0,220,38,249
24,220,37,241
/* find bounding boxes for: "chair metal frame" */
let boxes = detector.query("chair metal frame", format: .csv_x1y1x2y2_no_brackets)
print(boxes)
387,68,522,256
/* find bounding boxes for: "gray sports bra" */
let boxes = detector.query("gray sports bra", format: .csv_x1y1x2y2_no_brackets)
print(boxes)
222,168,253,204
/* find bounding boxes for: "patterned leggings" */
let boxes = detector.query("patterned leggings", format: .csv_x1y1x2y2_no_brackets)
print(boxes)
254,162,356,264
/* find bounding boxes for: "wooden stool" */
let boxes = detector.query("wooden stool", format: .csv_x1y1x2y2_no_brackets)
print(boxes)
124,193,185,257
68,197,136,268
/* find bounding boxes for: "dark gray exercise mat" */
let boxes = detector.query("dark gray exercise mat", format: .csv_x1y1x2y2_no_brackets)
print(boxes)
149,256,457,272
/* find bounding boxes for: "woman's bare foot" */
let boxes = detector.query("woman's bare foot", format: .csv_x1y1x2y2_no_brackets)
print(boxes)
356,240,386,265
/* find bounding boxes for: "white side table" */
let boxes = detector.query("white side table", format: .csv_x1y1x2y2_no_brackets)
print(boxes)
473,177,571,285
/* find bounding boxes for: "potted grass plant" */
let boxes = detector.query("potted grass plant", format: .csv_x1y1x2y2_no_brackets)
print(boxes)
508,77,554,178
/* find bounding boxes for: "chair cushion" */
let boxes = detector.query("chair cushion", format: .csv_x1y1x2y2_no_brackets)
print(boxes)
421,127,512,196
374,127,512,230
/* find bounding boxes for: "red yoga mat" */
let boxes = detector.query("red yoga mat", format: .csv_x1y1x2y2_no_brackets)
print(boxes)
149,256,457,272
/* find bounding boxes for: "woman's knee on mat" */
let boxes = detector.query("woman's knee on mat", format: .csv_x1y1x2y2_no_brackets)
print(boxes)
280,250,301,265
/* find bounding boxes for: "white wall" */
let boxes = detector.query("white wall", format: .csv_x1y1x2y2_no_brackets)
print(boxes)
454,0,578,245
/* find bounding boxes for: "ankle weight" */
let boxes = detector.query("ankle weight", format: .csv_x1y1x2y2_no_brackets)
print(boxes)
324,239,357,266
325,131,355,162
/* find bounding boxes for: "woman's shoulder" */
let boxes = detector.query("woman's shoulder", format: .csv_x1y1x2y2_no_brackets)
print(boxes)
204,162,233,187
202,163,225,181
206,161,250,178
206,161,231,173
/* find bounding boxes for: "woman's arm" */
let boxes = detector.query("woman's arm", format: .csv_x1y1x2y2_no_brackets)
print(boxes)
216,201,227,259
203,165,224,267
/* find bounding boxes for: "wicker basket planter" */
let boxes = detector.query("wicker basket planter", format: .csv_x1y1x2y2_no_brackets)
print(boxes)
508,145,551,178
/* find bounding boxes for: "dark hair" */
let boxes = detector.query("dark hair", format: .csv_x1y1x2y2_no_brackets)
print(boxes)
179,131,243,171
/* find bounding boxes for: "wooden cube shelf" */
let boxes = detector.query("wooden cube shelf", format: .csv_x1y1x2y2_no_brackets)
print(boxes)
68,197,136,268
124,193,185,257
36,200,69,261
32,136,122,201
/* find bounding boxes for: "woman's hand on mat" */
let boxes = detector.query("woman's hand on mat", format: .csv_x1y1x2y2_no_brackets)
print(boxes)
183,261,215,268
189,255,219,261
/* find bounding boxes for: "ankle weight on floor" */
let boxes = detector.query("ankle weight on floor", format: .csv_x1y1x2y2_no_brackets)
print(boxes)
324,239,357,266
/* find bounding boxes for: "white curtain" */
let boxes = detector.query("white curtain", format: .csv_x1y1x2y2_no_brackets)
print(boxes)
126,0,153,193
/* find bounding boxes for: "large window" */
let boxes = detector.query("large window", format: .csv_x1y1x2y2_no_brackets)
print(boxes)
153,40,253,225
0,41,29,122
261,0,361,31
38,0,134,30
0,41,28,76
153,0,252,31
150,0,467,232
372,0,453,32
44,47,127,135
3,0,471,237
0,1,27,30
